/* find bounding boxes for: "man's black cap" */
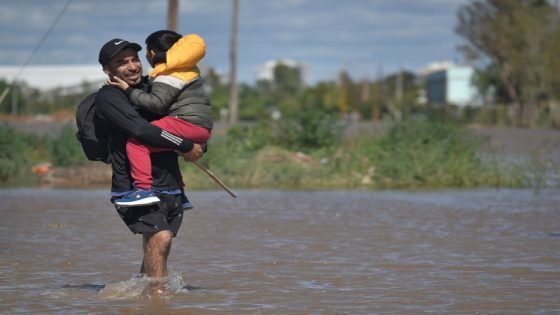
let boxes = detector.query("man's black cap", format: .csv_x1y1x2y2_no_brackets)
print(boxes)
98,38,142,66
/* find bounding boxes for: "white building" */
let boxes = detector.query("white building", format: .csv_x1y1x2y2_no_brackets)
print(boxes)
418,60,457,77
420,62,482,107
0,64,108,91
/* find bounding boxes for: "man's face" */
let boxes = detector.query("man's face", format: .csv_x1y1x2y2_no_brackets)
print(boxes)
103,48,143,86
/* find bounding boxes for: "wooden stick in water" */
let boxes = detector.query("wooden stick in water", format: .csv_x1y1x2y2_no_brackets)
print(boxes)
192,161,237,198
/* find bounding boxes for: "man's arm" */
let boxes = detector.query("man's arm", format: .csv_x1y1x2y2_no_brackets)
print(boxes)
95,86,193,152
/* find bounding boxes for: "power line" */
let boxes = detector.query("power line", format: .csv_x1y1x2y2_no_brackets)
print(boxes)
15,0,73,81
0,0,73,112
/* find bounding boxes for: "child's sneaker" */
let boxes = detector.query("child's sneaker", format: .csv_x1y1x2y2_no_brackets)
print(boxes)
114,189,160,207
181,190,194,210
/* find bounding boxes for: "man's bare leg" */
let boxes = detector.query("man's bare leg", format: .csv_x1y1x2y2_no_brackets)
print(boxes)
142,230,172,278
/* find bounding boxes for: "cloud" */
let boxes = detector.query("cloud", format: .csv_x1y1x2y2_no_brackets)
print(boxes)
0,5,18,24
64,34,93,47
182,0,231,14
0,0,470,84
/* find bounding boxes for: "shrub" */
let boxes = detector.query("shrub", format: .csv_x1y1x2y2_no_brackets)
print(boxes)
0,124,36,182
276,109,344,152
47,124,87,166
331,119,512,188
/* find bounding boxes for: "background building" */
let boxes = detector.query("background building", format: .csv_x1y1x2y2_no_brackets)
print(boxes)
0,65,106,92
425,64,481,107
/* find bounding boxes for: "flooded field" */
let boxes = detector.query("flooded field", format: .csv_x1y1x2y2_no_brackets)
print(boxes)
0,188,559,314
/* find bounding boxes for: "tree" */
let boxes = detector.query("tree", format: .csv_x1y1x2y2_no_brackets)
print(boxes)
269,62,303,116
301,82,338,113
337,70,351,116
456,0,560,126
238,84,271,120
273,63,302,97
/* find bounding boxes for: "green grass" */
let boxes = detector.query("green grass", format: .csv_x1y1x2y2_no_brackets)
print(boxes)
181,119,526,190
0,119,536,189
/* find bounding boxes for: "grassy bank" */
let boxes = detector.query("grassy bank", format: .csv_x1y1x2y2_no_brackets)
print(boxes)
1,119,553,190
184,119,528,190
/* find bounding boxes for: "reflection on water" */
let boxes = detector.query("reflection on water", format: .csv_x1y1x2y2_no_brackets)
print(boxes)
0,188,559,314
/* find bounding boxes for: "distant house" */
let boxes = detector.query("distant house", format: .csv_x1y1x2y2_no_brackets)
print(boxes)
424,65,481,107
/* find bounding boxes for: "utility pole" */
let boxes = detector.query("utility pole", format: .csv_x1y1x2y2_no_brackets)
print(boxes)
167,0,179,32
372,64,383,122
360,78,370,103
395,65,403,102
228,0,239,124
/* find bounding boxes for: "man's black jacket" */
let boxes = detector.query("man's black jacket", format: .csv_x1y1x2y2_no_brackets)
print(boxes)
95,80,193,193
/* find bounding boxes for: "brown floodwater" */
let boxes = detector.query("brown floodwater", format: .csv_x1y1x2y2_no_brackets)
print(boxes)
0,188,559,314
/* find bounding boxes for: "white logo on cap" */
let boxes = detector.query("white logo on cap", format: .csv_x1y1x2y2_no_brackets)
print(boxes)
114,40,124,45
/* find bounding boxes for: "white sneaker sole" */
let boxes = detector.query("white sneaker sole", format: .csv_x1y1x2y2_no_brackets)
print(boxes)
115,196,160,207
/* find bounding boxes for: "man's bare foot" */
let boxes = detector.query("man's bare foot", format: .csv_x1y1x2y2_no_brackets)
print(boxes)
141,279,168,297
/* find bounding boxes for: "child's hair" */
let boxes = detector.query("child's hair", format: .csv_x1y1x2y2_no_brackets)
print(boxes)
145,30,182,65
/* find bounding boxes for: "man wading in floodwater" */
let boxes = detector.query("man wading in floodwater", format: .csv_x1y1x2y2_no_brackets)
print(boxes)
94,38,204,291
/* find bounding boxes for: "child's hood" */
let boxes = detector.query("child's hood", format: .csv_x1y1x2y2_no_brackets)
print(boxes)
153,34,206,74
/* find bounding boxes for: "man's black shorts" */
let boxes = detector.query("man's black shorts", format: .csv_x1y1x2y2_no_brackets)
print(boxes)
113,193,184,237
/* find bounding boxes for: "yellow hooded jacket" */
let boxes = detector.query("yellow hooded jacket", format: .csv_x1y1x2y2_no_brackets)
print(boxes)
149,34,206,82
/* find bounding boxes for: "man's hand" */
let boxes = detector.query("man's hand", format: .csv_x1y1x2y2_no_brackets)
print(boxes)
180,143,204,162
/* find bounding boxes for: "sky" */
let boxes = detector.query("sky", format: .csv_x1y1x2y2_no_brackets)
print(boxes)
0,0,470,87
